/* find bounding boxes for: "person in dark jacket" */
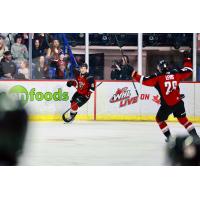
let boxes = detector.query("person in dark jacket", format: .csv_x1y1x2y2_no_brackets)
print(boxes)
32,39,45,59
120,55,133,80
0,51,17,79
33,56,49,79
110,60,121,80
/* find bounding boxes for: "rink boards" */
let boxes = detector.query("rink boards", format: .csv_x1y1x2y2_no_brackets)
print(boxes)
0,80,200,122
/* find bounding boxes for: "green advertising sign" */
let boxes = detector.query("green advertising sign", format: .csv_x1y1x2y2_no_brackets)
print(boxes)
8,85,69,106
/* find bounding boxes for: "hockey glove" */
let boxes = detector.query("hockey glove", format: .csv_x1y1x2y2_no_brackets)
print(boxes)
67,80,74,87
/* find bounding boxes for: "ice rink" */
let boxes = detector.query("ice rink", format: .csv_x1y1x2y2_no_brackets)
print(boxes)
20,121,200,166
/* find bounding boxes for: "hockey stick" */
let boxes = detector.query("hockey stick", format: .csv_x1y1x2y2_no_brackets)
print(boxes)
114,35,139,97
62,81,103,122
95,81,103,88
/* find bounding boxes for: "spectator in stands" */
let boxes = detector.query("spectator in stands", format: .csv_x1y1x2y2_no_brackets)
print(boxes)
18,60,29,79
46,39,63,68
120,55,133,80
1,33,15,50
11,34,28,65
0,35,8,61
33,56,49,79
0,33,26,50
110,60,121,80
32,39,45,59
56,53,69,79
33,33,50,51
22,33,29,48
32,37,47,79
0,51,17,79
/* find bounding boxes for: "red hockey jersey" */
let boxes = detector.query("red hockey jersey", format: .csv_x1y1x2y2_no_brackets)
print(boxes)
132,66,193,106
71,68,95,97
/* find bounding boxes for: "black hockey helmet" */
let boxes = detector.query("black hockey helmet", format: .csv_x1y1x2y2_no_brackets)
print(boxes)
166,136,200,166
157,60,169,73
0,92,28,165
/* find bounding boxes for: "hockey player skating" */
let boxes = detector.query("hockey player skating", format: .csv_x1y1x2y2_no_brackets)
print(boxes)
63,63,94,123
132,60,199,142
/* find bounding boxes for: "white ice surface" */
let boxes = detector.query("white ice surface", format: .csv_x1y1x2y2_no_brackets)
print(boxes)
19,121,200,166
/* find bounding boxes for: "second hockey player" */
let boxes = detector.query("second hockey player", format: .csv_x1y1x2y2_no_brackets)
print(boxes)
132,60,199,142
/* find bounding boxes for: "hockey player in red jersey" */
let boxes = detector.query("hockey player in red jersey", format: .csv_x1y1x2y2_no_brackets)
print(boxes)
64,63,94,122
132,60,199,142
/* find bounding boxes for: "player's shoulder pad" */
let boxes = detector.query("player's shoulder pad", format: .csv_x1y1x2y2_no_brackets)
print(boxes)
86,75,95,85
86,75,94,81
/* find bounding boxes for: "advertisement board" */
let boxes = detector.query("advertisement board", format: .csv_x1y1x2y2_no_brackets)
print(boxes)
95,81,199,122
0,81,94,120
0,81,199,122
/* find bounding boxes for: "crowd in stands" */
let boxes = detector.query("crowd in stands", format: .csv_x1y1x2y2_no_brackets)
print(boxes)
0,33,29,79
0,33,76,80
32,33,74,79
0,33,198,81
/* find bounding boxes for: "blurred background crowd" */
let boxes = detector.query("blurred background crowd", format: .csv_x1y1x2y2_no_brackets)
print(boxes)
0,33,199,81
